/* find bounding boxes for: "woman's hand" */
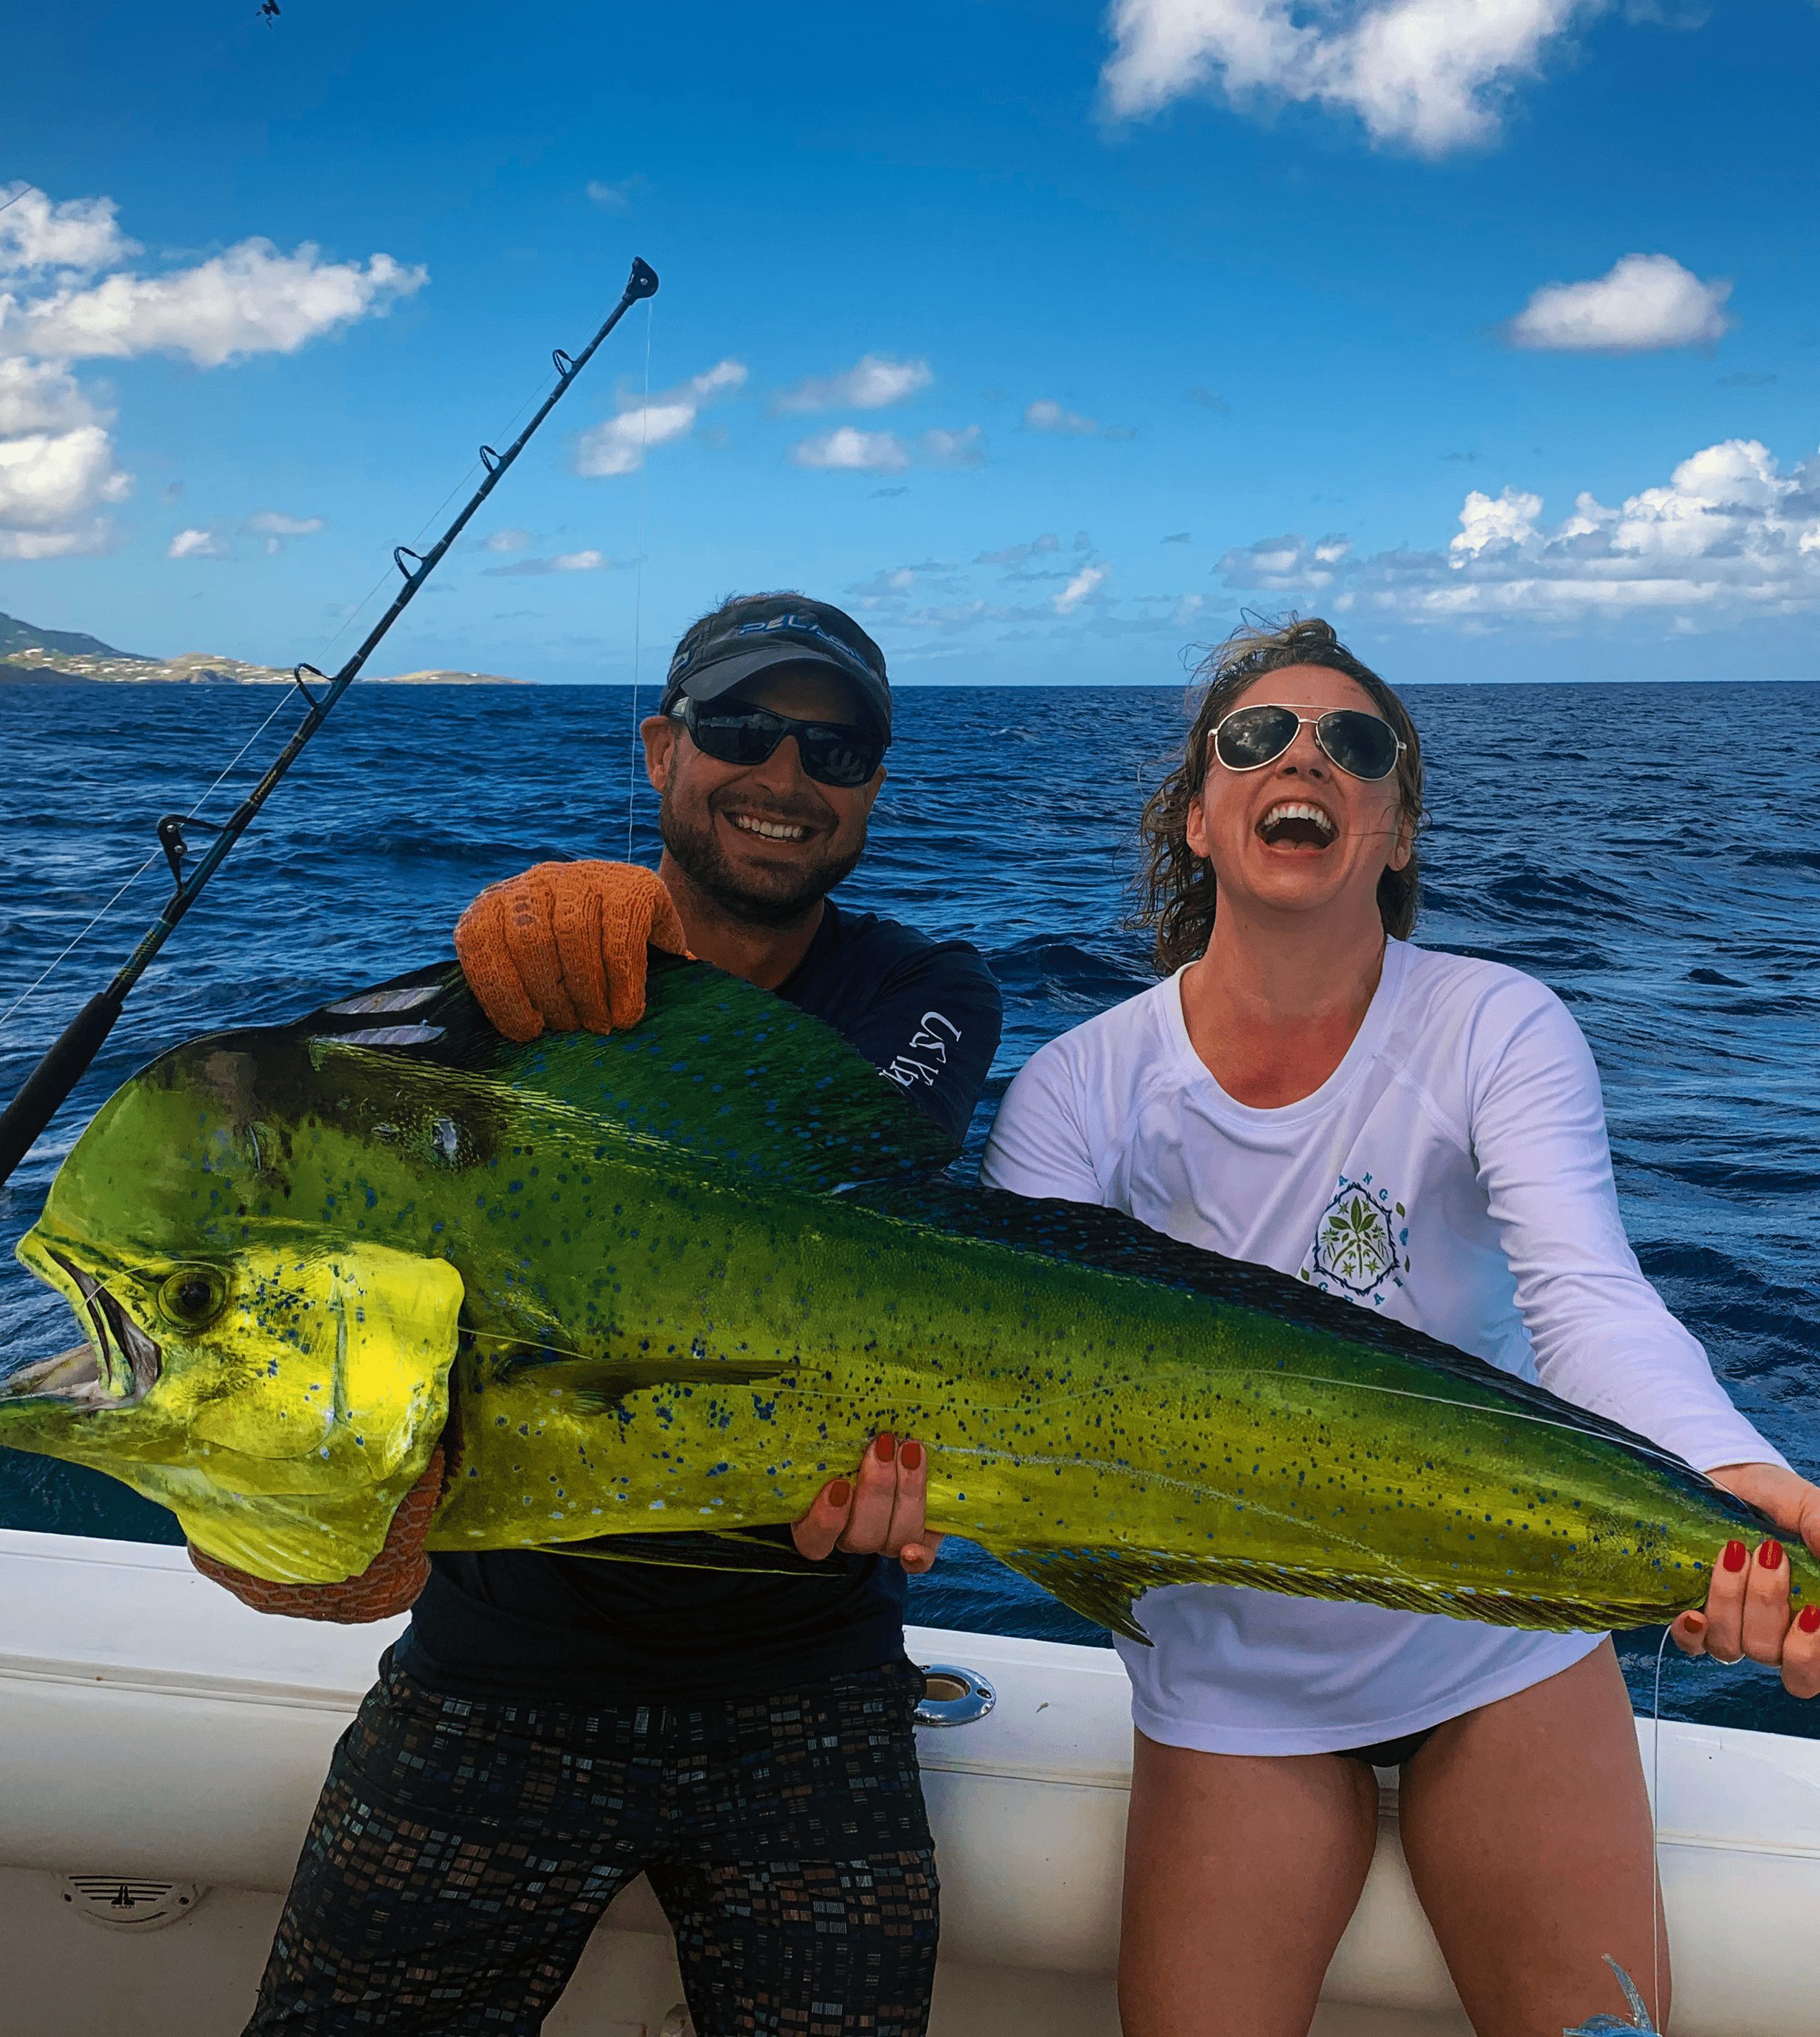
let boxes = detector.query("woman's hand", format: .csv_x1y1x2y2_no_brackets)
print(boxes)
1671,1462,1820,1698
791,1433,943,1575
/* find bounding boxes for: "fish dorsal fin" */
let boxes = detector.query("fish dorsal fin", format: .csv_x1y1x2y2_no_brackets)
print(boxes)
849,1178,1745,1517
302,950,958,1193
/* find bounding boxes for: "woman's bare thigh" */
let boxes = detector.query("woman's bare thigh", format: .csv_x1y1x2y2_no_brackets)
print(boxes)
1118,1729,1381,2037
1399,1641,1667,2037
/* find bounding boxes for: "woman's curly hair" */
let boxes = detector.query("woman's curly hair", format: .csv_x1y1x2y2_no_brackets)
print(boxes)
1135,617,1426,975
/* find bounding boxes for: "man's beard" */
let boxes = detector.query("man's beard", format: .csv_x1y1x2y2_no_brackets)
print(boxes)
659,784,866,927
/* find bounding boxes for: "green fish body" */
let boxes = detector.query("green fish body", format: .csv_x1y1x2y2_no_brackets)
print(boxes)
3,955,1806,1641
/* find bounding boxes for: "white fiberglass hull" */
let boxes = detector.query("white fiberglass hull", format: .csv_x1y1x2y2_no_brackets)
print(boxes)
1,1531,1816,2036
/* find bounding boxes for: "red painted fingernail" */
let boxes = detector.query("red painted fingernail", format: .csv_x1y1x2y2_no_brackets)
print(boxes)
1758,1540,1784,1572
1682,1613,1706,1633
1723,1540,1748,1572
1798,1604,1820,1634
900,1439,923,1471
828,1480,852,1508
874,1432,896,1462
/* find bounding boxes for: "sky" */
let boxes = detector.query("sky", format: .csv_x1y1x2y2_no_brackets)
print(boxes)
3,0,1819,686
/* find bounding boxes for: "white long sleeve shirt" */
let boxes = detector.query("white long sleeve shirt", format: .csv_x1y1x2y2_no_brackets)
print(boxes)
980,939,1783,1755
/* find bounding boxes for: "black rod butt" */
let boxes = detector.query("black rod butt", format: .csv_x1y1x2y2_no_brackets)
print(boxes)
0,983,128,1190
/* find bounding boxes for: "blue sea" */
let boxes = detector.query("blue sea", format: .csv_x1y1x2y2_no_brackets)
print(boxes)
2,677,1816,1735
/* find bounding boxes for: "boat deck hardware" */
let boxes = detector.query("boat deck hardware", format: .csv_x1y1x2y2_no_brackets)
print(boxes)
916,1663,997,1727
57,1876,206,1932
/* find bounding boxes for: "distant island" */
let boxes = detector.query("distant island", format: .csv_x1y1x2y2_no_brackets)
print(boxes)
0,610,525,686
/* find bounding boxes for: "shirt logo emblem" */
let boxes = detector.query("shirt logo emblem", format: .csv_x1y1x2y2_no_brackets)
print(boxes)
1303,1174,1409,1304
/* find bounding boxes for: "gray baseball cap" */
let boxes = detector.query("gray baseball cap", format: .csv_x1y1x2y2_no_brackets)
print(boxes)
659,593,891,738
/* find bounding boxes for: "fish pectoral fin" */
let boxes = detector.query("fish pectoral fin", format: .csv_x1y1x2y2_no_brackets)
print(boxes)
546,1528,839,1579
994,1543,1623,1641
505,1354,794,1416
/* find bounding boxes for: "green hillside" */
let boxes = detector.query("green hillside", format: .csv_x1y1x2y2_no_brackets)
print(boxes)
0,612,146,660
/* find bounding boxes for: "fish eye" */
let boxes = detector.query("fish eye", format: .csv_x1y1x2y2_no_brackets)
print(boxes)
158,1266,229,1330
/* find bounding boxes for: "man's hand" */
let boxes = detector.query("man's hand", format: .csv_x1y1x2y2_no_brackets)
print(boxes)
455,862,688,1042
1671,1462,1820,1699
793,1434,943,1575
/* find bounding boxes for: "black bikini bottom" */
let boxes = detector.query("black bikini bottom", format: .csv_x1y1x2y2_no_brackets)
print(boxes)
1334,1725,1437,1770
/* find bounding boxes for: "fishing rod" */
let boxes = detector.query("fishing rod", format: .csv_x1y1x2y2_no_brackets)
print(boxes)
0,254,661,1190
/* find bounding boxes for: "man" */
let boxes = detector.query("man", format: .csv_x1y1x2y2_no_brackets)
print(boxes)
238,592,1002,2037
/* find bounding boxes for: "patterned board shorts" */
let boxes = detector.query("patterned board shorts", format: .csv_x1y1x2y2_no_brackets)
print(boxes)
244,1649,939,2037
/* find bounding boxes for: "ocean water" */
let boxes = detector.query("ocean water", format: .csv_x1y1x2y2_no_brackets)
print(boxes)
1,677,1816,1736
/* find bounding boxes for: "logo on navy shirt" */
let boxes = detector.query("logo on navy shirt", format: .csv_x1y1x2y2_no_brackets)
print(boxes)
882,1009,960,1092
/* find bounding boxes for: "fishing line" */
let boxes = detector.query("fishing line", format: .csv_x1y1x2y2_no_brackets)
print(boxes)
0,257,659,1188
0,686,305,1039
6,314,642,1039
312,358,559,672
1650,1622,1671,2032
626,292,654,858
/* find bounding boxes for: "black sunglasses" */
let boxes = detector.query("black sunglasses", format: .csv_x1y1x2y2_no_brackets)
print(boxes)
673,699,885,789
1212,703,1404,783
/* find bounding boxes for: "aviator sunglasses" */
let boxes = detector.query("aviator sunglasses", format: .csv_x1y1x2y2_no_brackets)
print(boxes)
1212,702,1405,783
673,697,886,788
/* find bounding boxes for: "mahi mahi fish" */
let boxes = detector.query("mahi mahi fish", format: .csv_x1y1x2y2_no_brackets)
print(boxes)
1,954,1809,1639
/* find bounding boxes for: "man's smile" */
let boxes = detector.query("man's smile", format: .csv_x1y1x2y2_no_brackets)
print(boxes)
725,811,814,844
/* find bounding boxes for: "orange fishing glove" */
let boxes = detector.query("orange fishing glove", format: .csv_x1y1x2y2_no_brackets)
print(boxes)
454,862,688,1043
187,1447,444,1625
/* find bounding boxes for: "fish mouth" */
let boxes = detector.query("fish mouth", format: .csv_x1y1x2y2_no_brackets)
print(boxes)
4,1254,165,1406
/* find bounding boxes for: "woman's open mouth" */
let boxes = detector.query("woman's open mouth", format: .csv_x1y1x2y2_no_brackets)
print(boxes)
1257,800,1337,851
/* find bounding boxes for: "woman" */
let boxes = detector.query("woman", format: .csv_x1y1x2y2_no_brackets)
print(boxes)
981,619,1820,2037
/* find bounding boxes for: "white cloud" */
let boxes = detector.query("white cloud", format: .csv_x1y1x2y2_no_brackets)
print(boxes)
977,533,1061,567
1218,531,1351,588
1449,487,1543,558
1102,0,1595,155
847,559,962,604
1025,398,1135,439
1504,253,1733,353
168,526,232,559
920,424,984,467
0,185,135,279
585,177,644,211
244,510,323,536
1219,437,1820,623
789,422,984,474
485,527,532,553
0,190,425,560
0,357,97,434
0,356,128,556
0,424,130,538
773,353,933,414
790,426,911,473
242,508,325,554
1,239,426,367
483,548,611,577
1055,562,1109,614
576,359,746,478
